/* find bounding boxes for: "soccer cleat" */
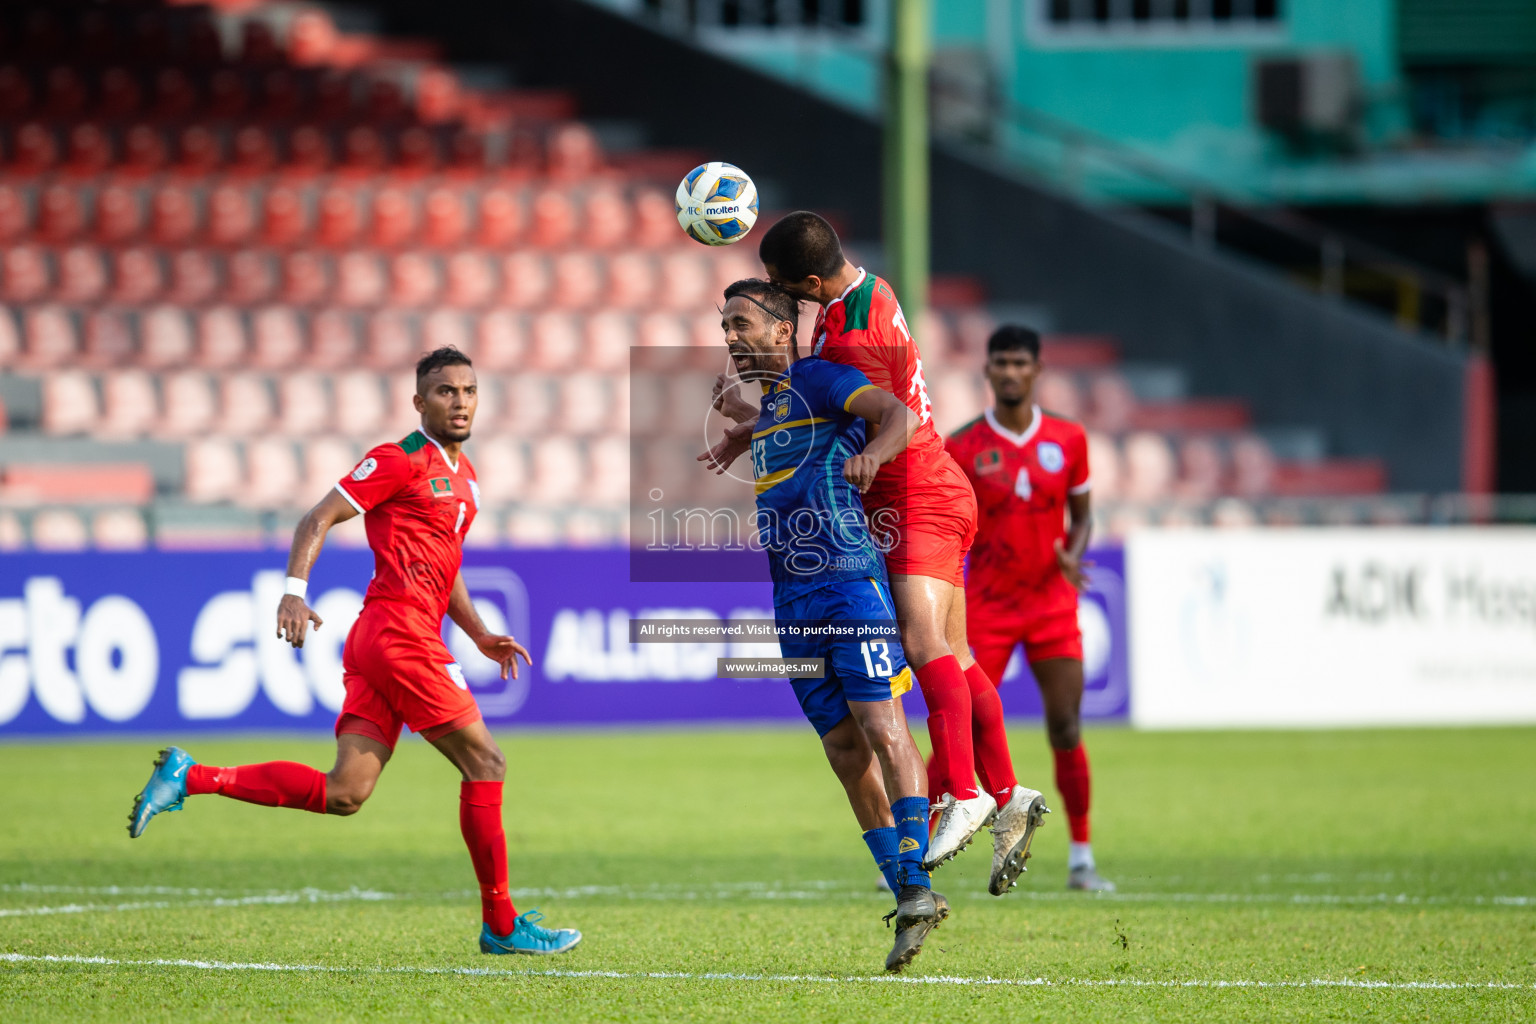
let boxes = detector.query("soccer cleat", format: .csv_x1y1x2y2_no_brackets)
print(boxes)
1067,866,1117,892
922,791,997,871
479,910,582,955
987,786,1051,896
127,746,194,839
883,884,941,973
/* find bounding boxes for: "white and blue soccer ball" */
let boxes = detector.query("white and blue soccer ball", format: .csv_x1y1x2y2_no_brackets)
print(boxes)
675,161,759,246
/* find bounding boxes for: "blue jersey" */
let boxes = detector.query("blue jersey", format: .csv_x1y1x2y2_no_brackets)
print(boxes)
749,357,886,602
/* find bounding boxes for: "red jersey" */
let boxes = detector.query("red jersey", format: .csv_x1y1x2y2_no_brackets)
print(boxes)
947,407,1090,601
812,269,963,513
334,428,479,623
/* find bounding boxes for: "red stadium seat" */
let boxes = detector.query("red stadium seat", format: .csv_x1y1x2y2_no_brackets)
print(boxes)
607,252,657,310
96,185,145,245
30,509,89,552
151,186,199,246
218,373,275,435
422,188,467,248
0,66,32,119
174,126,222,177
447,130,488,177
388,252,440,307
1231,435,1278,498
528,189,578,248
277,373,331,439
317,187,361,247
262,69,303,120
444,252,495,308
527,437,585,506
43,66,87,119
551,252,603,309
23,306,78,370
280,250,331,306
38,184,85,242
229,126,277,176
0,185,27,243
225,249,276,305
309,309,359,368
476,189,522,247
1178,435,1228,501
335,251,386,308
243,438,301,508
501,252,552,309
637,312,687,349
659,252,709,311
547,124,602,181
207,185,256,246
57,245,107,304
0,309,17,368
422,308,470,353
99,369,160,438
475,311,526,371
11,122,58,175
1210,496,1259,528
154,69,198,121
285,125,333,176
930,371,983,436
121,124,167,177
110,248,164,305
93,508,149,551
289,11,339,66
504,508,560,547
243,22,284,67
415,69,459,123
708,250,757,298
3,245,51,304
584,436,630,507
556,373,612,436
1086,432,1122,501
583,311,633,372
528,312,580,372
82,309,134,368
140,305,194,368
159,370,218,438
208,70,250,120
167,250,219,307
314,71,355,122
633,190,680,248
469,437,527,504
251,306,306,368
63,123,112,177
952,311,997,357
1122,431,1176,504
369,187,418,248
99,67,143,119
501,374,554,435
366,80,408,125
366,312,417,370
333,370,386,437
584,190,632,249
341,126,387,176
40,369,99,435
301,436,359,500
384,371,422,433
395,127,440,177
1088,373,1138,434
196,306,248,369
1035,371,1084,420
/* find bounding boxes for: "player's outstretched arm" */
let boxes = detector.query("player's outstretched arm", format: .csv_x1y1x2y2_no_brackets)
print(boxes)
448,571,532,680
711,372,759,424
277,489,359,649
697,420,754,475
843,388,918,493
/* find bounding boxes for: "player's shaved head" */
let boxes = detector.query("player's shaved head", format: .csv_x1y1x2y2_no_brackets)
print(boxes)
759,211,844,284
987,325,1041,359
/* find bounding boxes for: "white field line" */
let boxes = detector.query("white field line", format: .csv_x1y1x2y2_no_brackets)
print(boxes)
0,952,1531,992
2,881,1531,909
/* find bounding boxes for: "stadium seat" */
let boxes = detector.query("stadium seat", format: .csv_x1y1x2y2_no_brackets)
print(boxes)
444,252,496,308
1088,373,1138,434
29,508,88,551
708,250,758,298
659,252,709,311
501,252,552,309
422,308,470,353
336,251,386,307
111,247,164,305
317,187,361,247
207,185,257,246
528,312,580,371
251,306,306,369
422,188,467,248
261,187,309,247
38,184,85,242
556,373,612,436
0,185,27,243
64,123,112,177
952,311,997,357
504,507,561,547
584,435,630,507
81,309,135,368
1035,371,1084,420
583,311,633,372
0,309,21,367
385,372,422,434
1231,435,1278,497
226,250,275,304
218,373,276,436
366,311,418,371
23,306,79,369
57,244,107,303
608,251,657,310
475,311,526,371
1086,431,1122,502
280,250,331,306
333,370,386,437
40,370,99,435
415,69,460,123
1210,496,1259,528
1122,431,1177,503
99,370,159,438
528,189,577,249
3,245,50,304
290,10,340,66
929,371,983,435
196,306,248,368
156,72,199,124
139,305,194,368
583,190,632,249
229,125,277,177
526,436,585,506
396,127,441,177
471,437,528,503
547,123,602,181
1177,435,1226,501
93,507,149,550
551,252,603,309
389,252,441,307
310,309,359,368
167,250,219,306
209,71,251,123
286,125,333,176
11,122,58,175
174,126,222,178
96,185,145,244
243,437,302,508
476,189,522,247
301,436,358,498
370,188,418,248
0,66,31,120
0,511,21,552
501,374,555,435
121,124,167,176
159,370,217,438
637,312,688,349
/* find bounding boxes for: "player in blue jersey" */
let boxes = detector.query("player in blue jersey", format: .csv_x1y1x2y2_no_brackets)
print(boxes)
714,278,941,973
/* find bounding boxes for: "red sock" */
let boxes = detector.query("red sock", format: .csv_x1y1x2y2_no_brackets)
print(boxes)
1052,744,1092,842
964,662,1017,805
460,780,517,936
186,762,326,814
915,655,978,800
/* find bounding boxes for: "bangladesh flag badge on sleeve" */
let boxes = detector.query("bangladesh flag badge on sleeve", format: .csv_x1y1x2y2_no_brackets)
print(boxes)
429,477,453,497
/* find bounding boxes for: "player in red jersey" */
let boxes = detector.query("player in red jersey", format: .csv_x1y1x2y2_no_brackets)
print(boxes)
127,347,583,953
701,213,1048,895
946,325,1114,892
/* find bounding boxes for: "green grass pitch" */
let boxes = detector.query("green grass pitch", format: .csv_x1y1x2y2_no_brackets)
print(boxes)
1,725,1533,1022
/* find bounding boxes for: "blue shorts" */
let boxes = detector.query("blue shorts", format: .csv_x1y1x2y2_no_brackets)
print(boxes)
777,578,913,737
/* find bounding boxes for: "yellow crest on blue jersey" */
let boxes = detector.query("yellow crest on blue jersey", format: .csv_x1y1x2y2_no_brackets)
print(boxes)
773,394,791,422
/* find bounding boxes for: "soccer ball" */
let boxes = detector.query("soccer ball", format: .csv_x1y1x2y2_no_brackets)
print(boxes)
675,162,759,246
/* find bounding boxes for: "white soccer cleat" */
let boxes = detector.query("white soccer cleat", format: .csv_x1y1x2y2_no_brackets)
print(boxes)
988,786,1051,896
922,791,997,871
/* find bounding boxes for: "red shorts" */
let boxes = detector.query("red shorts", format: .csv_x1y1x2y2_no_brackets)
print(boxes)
966,582,1083,684
336,601,481,752
872,454,977,587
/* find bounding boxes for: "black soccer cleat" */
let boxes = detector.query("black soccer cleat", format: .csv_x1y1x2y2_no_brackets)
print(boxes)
884,884,942,973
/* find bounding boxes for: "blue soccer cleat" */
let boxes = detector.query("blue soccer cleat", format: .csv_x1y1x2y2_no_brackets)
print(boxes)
479,910,582,955
127,746,194,839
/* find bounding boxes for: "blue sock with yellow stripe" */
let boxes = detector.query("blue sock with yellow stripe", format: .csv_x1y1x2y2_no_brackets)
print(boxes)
891,796,932,889
862,826,901,893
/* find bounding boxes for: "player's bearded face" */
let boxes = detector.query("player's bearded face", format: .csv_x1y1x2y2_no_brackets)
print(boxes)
415,364,478,442
721,296,790,381
986,351,1040,407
